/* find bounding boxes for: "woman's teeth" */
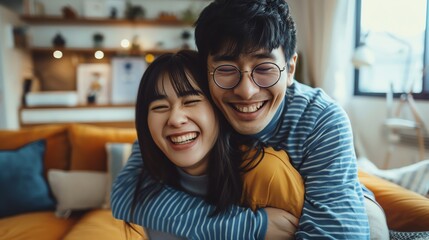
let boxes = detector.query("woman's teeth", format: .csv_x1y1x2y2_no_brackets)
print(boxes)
170,132,197,144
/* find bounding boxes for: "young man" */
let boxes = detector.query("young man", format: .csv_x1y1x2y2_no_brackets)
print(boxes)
112,0,388,239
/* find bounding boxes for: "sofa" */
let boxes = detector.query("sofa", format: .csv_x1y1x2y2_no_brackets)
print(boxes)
0,123,428,240
0,124,145,240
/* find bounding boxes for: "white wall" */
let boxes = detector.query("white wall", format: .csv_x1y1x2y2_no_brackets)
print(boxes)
0,6,32,129
26,0,208,19
0,18,4,128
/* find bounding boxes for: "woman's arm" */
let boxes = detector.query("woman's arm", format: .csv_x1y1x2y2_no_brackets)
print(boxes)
111,140,269,239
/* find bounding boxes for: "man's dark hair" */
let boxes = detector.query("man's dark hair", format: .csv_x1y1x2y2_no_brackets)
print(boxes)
195,0,297,65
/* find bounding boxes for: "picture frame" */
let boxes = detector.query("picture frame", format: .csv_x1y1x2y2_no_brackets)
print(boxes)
111,57,147,104
76,63,111,105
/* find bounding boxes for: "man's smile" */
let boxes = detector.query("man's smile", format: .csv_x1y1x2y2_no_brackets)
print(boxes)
231,101,266,113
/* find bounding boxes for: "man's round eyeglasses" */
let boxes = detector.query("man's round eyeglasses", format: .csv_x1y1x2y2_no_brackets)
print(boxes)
209,62,286,90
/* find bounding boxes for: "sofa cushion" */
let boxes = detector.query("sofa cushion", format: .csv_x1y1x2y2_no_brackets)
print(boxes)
0,140,55,218
48,169,107,218
358,157,429,196
63,209,146,240
104,142,133,208
68,124,136,171
0,124,70,175
0,211,79,240
358,170,429,231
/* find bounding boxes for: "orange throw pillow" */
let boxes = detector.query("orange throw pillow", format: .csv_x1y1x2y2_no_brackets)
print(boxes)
68,124,136,171
358,170,429,231
0,125,70,175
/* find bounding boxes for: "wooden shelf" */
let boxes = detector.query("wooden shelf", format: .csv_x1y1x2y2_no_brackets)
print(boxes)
22,15,188,56
20,104,135,128
21,103,135,110
21,15,192,27
30,47,181,56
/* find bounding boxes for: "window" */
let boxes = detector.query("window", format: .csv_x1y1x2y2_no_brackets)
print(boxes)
354,0,429,99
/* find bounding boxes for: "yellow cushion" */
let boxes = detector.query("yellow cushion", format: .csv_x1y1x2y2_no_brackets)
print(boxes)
0,125,70,175
241,147,304,218
358,170,429,231
0,211,78,240
63,209,146,240
68,124,136,171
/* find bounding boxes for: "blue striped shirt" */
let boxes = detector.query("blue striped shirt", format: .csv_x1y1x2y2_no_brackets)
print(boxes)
111,81,371,239
111,147,266,239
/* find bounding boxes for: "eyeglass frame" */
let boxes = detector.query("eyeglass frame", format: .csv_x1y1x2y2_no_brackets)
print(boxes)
208,62,287,90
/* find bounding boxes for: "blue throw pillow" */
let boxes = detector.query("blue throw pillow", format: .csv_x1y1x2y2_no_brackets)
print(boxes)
0,139,55,217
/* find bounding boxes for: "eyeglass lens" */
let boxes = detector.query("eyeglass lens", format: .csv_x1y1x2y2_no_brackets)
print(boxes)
214,62,281,89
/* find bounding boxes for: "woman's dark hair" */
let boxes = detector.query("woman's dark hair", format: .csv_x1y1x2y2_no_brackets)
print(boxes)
132,50,242,218
194,0,297,69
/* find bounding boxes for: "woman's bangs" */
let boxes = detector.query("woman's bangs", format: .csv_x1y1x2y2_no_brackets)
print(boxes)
167,64,200,97
144,54,202,104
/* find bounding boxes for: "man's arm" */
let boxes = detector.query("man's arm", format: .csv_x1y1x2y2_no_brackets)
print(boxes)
111,140,268,239
296,104,370,240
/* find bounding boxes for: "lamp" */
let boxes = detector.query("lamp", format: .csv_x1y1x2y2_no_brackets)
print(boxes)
352,32,427,168
352,32,396,118
351,43,375,68
352,32,375,68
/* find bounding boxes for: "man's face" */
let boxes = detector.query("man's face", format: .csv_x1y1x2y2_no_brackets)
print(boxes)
207,47,296,135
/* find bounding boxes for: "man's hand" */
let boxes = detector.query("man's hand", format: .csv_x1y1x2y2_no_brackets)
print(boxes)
264,207,298,240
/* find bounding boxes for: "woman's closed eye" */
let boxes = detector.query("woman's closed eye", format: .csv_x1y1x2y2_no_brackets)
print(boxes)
183,95,204,106
184,99,202,106
150,102,169,112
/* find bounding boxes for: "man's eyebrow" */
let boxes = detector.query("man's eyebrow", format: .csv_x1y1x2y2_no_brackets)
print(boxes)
212,51,276,62
251,52,276,59
212,54,237,62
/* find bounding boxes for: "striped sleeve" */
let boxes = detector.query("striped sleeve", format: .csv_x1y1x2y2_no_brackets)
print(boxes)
110,140,267,240
296,103,370,239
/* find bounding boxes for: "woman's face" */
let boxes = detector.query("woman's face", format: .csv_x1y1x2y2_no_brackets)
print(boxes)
148,74,219,176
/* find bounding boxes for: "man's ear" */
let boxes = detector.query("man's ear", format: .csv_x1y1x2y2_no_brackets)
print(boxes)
287,52,298,85
289,53,298,74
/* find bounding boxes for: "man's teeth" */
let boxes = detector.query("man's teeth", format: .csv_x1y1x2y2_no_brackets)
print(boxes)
234,102,264,113
170,132,197,144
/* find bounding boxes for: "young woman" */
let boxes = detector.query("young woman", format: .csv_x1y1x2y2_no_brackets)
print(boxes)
122,50,304,239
